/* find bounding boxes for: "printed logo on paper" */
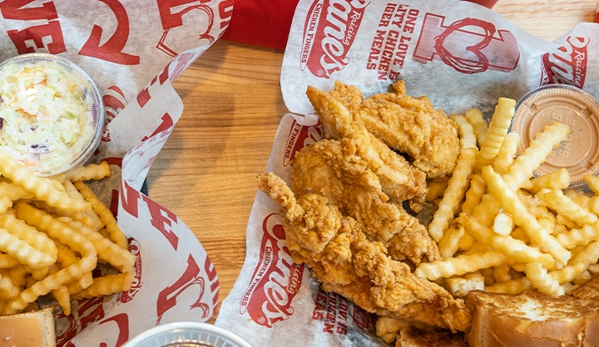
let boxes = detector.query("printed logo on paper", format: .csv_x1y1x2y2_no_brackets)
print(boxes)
119,238,142,303
156,254,215,324
301,0,370,78
240,213,304,328
365,3,421,81
540,36,588,88
283,119,323,166
413,14,520,74
156,1,216,57
312,287,377,335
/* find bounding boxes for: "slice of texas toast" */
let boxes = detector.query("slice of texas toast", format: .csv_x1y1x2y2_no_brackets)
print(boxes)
466,276,599,347
0,307,56,347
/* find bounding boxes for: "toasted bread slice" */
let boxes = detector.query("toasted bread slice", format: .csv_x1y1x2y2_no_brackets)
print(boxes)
466,275,599,347
0,307,56,347
396,325,467,347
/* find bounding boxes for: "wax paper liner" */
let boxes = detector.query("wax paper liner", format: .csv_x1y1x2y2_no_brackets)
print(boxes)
0,0,232,345
216,0,599,346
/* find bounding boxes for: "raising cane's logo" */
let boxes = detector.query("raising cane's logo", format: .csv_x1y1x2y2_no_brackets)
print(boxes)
283,119,323,166
240,213,304,327
413,14,519,74
540,36,589,88
301,0,370,78
119,238,142,303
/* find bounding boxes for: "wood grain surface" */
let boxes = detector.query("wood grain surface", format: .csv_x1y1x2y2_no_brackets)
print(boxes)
146,0,598,323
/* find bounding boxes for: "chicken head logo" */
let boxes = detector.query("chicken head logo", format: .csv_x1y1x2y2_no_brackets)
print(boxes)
413,14,519,74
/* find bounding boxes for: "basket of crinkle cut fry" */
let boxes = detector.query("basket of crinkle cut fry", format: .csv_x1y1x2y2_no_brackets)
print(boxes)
0,156,136,314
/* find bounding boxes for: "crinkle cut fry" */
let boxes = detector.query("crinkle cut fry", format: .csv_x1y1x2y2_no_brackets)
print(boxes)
450,114,477,150
537,189,598,227
474,97,516,172
0,181,33,214
67,161,111,182
0,272,20,300
470,121,571,226
57,216,135,273
414,251,506,281
428,147,477,242
502,121,571,190
62,180,105,232
0,253,19,269
464,108,488,147
482,166,571,266
0,150,90,212
73,181,129,250
5,201,97,315
52,238,94,293
0,212,57,260
464,216,555,269
72,271,133,299
0,228,55,270
52,285,71,316
525,262,564,296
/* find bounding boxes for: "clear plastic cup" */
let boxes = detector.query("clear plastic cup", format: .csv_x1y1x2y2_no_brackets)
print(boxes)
0,53,104,177
121,322,253,347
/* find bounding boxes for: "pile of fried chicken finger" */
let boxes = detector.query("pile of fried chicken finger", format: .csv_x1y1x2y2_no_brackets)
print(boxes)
257,80,470,332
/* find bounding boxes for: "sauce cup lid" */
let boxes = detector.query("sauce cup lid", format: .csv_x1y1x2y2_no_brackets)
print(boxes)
0,53,104,177
121,322,253,347
511,84,599,188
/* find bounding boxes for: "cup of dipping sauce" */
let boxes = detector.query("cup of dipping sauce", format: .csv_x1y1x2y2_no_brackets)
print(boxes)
0,53,104,177
121,322,253,347
511,84,599,189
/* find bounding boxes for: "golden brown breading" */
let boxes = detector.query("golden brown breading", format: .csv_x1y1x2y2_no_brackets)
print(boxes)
306,85,427,211
256,82,470,335
257,172,471,332
290,139,438,265
328,80,460,179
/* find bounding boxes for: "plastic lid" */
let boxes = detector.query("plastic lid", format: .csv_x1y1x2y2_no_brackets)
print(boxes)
0,53,104,177
511,84,599,187
122,322,253,347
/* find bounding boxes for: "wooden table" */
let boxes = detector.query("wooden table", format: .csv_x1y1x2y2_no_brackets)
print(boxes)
146,0,598,323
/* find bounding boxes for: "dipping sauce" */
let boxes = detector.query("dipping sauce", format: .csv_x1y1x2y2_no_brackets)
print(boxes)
0,53,104,177
511,84,599,188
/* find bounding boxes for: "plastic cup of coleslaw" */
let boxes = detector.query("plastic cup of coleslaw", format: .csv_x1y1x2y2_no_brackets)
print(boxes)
0,53,104,177
121,322,253,347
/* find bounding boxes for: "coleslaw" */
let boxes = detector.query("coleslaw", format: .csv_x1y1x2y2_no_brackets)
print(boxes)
0,54,104,176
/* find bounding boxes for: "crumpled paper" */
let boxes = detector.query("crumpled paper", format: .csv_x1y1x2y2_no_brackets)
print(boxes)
216,0,599,346
0,0,232,345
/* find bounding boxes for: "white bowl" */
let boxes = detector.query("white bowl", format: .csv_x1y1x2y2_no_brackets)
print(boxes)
121,322,253,347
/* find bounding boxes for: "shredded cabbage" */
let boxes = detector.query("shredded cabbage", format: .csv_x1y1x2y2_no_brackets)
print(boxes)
0,62,89,154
